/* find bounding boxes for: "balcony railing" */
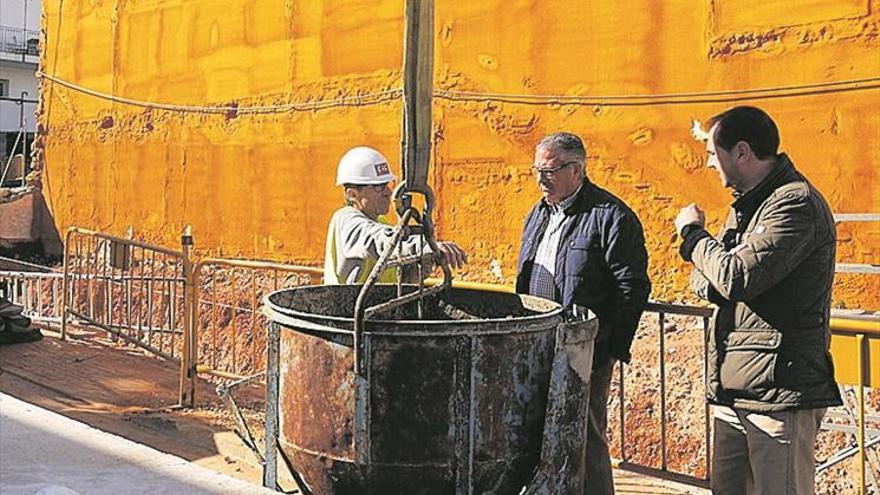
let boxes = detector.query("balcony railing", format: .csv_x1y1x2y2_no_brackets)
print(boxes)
0,25,39,58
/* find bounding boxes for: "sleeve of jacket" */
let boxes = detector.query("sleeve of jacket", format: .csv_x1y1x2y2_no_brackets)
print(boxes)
689,211,733,305
337,211,423,262
690,190,816,302
604,208,651,360
690,269,728,305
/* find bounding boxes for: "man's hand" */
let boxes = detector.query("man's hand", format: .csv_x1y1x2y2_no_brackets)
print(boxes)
675,203,705,235
436,241,468,270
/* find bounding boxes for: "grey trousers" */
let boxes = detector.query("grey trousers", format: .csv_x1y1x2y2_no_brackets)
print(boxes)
711,405,826,495
583,358,616,495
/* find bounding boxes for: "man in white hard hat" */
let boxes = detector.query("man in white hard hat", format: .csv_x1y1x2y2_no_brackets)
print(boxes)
324,146,468,285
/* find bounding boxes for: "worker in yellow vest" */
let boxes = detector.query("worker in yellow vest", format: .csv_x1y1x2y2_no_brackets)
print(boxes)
323,146,467,285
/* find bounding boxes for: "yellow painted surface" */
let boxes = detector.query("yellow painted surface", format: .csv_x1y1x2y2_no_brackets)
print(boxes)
38,0,880,308
830,332,880,387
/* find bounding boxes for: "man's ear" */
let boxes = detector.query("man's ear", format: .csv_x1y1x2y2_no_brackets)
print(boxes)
344,186,358,202
734,141,752,162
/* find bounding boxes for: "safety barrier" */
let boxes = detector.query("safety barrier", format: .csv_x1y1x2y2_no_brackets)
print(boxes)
186,258,321,402
612,306,879,495
57,226,323,407
60,227,195,405
826,314,880,494
0,270,63,326
610,302,714,487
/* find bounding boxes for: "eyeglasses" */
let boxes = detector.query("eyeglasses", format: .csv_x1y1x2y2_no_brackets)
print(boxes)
355,182,393,192
531,161,577,179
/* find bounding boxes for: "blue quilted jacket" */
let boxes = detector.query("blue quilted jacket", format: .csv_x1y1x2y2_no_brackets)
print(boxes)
516,179,651,364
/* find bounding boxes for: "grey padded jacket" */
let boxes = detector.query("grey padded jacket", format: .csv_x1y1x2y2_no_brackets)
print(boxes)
684,155,842,412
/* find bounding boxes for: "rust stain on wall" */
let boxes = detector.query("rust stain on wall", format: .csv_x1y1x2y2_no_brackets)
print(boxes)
36,0,880,308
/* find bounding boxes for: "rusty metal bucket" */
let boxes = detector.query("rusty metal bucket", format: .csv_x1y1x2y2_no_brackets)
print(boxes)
262,284,571,494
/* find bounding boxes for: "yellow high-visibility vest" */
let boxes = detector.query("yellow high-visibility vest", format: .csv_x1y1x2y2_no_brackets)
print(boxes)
324,208,399,285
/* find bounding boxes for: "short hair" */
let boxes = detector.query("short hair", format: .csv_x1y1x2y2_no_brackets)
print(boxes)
707,106,779,160
536,132,587,162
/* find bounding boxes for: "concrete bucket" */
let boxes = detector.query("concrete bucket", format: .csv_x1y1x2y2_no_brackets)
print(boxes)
263,284,596,494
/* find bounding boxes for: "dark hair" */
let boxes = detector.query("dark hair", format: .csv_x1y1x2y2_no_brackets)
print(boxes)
708,106,779,160
536,132,587,161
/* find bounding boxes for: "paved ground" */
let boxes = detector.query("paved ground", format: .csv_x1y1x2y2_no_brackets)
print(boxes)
0,393,275,495
0,330,709,494
613,468,709,494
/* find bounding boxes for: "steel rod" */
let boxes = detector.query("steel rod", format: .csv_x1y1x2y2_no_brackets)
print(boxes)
659,312,667,471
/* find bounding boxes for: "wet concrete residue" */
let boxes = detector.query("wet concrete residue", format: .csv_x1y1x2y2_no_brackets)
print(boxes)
268,285,556,323
709,17,879,59
670,142,703,172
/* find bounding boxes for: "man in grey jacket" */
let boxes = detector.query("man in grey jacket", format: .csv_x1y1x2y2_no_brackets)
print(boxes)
674,106,841,495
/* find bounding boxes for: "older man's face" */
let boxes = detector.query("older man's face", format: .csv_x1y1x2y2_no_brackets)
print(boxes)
345,181,393,220
533,146,583,204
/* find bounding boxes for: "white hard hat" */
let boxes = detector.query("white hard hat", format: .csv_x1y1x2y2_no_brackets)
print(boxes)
336,146,398,186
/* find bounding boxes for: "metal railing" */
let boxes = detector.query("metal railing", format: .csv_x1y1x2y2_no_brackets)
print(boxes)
825,315,880,494
0,25,39,57
610,305,880,493
189,258,321,386
611,302,714,487
442,281,879,494
0,271,63,326
61,226,195,406
56,227,324,407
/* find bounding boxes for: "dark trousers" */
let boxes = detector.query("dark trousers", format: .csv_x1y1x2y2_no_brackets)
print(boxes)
584,357,616,495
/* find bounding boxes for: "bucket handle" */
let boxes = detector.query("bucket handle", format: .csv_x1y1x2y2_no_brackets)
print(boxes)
352,202,452,377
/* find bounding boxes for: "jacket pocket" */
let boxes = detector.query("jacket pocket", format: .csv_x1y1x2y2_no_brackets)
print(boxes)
565,235,606,304
567,235,600,255
775,324,832,389
719,329,780,396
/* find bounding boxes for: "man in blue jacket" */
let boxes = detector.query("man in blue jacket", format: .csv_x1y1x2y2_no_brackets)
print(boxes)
516,132,651,495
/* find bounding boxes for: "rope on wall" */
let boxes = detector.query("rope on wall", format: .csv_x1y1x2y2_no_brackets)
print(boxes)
39,71,880,113
38,71,403,114
435,76,880,106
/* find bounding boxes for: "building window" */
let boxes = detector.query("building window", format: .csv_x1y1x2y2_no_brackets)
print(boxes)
0,79,9,97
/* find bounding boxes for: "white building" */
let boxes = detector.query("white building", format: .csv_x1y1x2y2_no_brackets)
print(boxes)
0,0,39,185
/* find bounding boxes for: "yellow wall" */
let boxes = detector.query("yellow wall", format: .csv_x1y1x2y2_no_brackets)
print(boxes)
38,0,880,308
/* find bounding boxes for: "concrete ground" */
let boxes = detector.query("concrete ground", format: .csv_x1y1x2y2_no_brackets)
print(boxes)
0,332,710,495
0,389,708,495
0,393,276,495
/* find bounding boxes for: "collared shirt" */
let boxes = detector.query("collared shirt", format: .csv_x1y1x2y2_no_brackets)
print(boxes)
528,185,582,300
